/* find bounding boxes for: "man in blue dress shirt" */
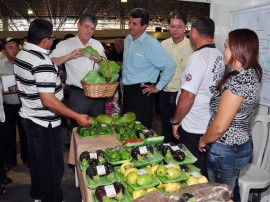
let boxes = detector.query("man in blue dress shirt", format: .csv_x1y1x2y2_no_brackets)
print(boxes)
122,8,176,128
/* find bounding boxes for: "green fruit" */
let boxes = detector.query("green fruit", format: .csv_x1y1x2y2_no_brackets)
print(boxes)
165,167,181,180
96,114,113,126
145,187,157,194
156,165,167,177
105,172,114,182
132,189,145,200
127,171,139,185
136,174,152,186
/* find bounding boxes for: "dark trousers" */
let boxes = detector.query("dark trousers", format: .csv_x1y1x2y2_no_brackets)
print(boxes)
0,122,7,181
68,86,106,129
159,91,178,143
122,84,154,129
2,103,28,165
21,118,64,202
178,126,208,177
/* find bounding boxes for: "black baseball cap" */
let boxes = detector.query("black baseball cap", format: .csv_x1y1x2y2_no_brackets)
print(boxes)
1,37,18,50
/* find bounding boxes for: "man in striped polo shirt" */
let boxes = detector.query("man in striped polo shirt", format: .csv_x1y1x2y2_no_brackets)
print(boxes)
14,19,91,202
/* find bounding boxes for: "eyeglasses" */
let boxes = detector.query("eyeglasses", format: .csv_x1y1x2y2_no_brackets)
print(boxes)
47,36,56,40
169,25,185,30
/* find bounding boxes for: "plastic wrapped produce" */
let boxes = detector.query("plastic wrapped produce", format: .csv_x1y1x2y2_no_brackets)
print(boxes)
169,183,232,202
134,183,232,202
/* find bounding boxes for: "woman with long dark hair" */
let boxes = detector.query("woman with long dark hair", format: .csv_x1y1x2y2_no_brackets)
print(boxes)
198,28,262,201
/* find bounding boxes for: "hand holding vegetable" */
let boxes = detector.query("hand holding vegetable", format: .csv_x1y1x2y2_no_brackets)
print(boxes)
75,114,91,126
68,48,84,60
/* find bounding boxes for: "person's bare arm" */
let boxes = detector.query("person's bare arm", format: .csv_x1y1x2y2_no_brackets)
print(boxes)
51,49,84,66
198,89,243,152
172,90,196,139
39,92,91,126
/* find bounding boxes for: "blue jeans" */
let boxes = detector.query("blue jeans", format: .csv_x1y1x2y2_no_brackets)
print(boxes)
207,138,253,201
21,118,64,202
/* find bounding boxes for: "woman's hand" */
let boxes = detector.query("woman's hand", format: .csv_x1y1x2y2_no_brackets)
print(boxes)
198,136,208,152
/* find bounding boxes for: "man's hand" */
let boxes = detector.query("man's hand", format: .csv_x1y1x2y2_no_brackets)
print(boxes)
89,55,104,63
69,48,84,59
75,114,91,126
142,84,159,96
172,124,180,139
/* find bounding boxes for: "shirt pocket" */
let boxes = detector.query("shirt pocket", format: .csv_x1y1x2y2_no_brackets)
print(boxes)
132,53,147,69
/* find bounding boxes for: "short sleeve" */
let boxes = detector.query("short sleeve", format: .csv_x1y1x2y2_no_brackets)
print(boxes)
225,70,257,98
181,53,206,95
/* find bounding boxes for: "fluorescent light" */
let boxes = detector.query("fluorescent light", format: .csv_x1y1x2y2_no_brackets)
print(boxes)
121,0,127,2
27,9,33,15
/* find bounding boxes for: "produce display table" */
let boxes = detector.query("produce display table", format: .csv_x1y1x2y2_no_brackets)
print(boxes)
68,127,122,202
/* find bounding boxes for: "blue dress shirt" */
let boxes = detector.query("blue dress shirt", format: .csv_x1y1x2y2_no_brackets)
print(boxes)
122,32,176,91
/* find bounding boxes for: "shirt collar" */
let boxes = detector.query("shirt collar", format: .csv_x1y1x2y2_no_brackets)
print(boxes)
24,42,51,55
127,31,147,43
75,35,94,46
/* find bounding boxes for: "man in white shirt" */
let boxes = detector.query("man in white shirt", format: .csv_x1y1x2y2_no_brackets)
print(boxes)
171,17,225,176
51,13,107,130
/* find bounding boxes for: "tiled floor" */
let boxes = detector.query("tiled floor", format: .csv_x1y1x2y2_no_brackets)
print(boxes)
0,110,162,202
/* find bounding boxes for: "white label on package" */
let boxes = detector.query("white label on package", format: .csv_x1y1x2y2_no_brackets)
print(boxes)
139,146,147,154
104,185,116,197
170,145,180,151
137,169,148,175
165,163,176,169
89,152,97,159
190,172,201,178
96,165,106,175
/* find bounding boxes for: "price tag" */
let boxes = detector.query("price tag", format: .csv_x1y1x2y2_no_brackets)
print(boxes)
163,143,170,146
190,172,202,178
89,152,97,159
137,169,148,175
104,185,116,198
170,145,180,151
96,165,106,175
101,124,107,127
139,146,148,155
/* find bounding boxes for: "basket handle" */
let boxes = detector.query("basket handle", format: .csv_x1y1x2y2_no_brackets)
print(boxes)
92,56,111,82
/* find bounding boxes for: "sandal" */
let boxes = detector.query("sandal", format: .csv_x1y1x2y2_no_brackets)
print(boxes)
0,186,7,195
1,177,13,185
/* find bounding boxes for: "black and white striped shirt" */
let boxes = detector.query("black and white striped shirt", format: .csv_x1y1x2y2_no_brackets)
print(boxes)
14,42,63,128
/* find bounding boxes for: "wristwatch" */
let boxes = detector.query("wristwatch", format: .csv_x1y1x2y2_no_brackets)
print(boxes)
170,118,180,125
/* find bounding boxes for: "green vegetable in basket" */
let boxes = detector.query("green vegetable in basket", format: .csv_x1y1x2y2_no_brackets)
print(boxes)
116,112,137,125
109,73,119,82
96,114,113,126
99,60,120,78
82,70,106,84
80,45,99,57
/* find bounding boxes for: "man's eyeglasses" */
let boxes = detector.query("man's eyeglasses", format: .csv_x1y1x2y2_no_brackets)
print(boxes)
47,36,56,40
169,25,185,30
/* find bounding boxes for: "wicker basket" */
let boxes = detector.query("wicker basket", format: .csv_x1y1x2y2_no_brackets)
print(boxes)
81,80,119,98
81,58,119,98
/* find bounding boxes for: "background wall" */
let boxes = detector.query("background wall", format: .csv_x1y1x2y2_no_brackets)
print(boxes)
211,0,270,115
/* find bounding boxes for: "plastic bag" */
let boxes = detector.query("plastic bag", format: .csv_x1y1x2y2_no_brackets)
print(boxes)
99,60,120,79
82,70,106,84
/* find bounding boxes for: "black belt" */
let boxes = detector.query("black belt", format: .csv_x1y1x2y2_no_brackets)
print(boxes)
124,82,154,88
70,85,83,91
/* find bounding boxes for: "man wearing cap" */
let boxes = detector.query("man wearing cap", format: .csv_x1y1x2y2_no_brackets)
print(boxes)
0,38,28,172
